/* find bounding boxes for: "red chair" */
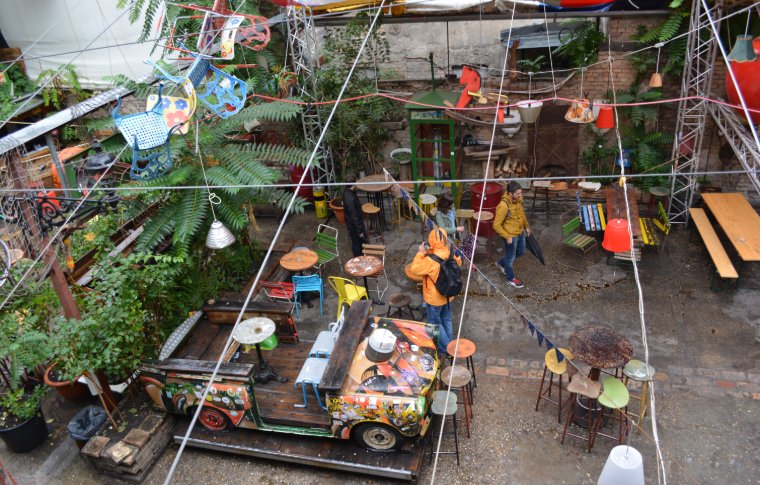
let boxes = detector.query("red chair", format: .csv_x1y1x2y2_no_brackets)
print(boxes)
259,281,295,309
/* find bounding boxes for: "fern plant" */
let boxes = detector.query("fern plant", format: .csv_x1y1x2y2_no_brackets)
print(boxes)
36,65,87,109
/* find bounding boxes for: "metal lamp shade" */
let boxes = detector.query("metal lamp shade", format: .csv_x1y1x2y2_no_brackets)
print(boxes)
516,100,543,123
648,72,663,88
602,218,631,252
206,220,235,249
595,106,615,130
598,445,645,485
728,35,758,62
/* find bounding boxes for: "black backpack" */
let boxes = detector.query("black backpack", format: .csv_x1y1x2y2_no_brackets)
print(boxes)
426,253,463,297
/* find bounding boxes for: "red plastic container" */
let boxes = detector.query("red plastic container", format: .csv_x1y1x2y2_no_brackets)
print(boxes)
470,182,503,213
289,164,313,201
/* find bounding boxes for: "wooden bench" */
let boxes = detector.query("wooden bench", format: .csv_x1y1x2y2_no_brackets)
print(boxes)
688,208,739,287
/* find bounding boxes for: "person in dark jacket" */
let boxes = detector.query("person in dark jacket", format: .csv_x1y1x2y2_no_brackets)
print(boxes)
343,174,368,257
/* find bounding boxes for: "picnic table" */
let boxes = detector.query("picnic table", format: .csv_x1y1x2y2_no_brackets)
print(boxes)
701,193,760,262
605,185,641,238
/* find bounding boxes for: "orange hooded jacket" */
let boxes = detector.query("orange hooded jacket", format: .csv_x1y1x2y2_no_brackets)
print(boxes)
408,228,462,307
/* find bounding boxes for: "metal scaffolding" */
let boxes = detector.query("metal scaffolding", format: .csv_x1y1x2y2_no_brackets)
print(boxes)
285,6,336,187
670,0,760,223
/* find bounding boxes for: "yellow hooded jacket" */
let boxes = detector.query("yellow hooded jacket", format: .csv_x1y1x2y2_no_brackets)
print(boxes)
493,192,529,240
408,228,462,307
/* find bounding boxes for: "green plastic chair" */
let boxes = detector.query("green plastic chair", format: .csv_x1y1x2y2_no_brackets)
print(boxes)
315,224,340,273
592,376,630,446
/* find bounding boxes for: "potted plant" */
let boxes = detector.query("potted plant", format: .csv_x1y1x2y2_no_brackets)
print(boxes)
329,196,346,224
0,316,51,452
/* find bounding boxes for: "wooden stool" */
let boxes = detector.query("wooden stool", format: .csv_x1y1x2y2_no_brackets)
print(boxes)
590,376,630,447
471,211,495,255
561,373,601,453
429,391,460,466
362,203,383,242
419,193,437,217
455,209,475,234
535,348,574,423
440,365,473,438
386,293,416,319
446,339,477,391
622,359,655,434
648,186,669,217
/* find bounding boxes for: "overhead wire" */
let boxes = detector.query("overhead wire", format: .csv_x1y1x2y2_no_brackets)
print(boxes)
162,2,388,482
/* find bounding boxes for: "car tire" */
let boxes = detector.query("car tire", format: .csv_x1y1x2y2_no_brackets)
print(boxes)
352,423,403,451
198,407,233,431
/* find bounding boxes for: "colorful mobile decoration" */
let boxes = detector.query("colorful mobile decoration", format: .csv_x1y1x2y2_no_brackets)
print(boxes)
112,83,185,180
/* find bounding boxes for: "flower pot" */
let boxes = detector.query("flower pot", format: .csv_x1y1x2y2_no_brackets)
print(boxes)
329,198,346,224
44,365,90,402
0,406,49,452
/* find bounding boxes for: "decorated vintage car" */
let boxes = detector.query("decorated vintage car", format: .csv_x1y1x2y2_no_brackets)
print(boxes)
139,300,439,451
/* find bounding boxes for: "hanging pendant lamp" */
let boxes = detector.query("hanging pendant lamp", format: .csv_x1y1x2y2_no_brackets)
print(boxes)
206,220,236,249
649,43,664,88
595,106,615,130
598,445,645,485
517,72,543,123
602,211,631,253
728,35,758,62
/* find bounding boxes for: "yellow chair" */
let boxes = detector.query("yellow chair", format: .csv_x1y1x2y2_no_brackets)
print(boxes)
327,276,368,320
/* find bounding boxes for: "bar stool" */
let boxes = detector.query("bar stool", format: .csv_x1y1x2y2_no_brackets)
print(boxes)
440,365,473,438
535,348,574,423
471,211,495,255
591,376,630,447
455,209,474,234
648,186,669,217
561,373,601,453
622,359,655,434
386,293,416,319
362,203,384,242
419,193,437,217
446,339,477,391
429,390,460,466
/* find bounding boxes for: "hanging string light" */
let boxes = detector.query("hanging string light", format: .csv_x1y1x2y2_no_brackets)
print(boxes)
649,42,664,88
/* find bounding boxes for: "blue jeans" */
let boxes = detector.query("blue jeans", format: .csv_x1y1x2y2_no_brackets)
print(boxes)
427,303,453,353
498,232,526,280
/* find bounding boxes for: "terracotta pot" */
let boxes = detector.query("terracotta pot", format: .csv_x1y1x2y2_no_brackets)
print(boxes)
44,365,90,402
329,198,346,224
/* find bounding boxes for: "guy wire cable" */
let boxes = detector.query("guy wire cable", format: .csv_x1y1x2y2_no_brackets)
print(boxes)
162,2,388,482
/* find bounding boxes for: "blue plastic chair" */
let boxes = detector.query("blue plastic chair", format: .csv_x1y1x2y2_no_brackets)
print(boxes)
292,274,323,318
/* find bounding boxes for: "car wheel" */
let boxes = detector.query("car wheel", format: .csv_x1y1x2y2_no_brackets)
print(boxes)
352,423,403,451
198,407,232,431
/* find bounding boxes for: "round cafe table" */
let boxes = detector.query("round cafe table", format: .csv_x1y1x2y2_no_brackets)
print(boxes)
567,325,633,382
356,174,392,232
344,255,384,304
233,317,287,384
280,248,318,274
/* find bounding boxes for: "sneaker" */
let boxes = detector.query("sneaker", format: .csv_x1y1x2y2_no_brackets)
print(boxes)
495,261,506,275
507,277,524,288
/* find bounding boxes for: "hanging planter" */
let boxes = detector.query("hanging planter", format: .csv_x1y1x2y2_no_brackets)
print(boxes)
565,98,595,123
329,197,346,224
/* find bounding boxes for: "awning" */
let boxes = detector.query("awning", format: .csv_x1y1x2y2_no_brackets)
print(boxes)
500,21,582,49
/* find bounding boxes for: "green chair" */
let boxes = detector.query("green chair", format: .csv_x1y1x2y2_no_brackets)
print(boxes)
315,224,340,273
560,209,597,256
591,376,630,447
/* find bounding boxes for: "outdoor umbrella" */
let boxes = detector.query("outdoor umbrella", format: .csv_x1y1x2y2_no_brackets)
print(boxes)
525,232,546,266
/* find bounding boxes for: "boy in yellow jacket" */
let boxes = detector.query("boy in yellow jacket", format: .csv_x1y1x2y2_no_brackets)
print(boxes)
407,228,462,354
493,181,531,288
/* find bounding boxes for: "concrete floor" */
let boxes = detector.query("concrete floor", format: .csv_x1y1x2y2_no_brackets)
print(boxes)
3,209,759,484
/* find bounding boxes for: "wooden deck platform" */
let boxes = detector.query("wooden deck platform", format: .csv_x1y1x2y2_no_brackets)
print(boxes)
172,420,427,482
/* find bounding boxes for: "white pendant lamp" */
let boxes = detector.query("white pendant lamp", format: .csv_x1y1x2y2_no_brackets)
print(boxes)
598,445,645,485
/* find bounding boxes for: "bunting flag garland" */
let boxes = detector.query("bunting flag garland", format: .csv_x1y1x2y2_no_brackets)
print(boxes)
528,322,535,337
426,218,434,230
521,315,529,330
555,348,565,363
536,330,544,347
545,338,555,351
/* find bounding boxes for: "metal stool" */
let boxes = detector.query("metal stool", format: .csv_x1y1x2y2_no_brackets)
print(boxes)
386,293,416,319
590,376,630,447
535,348,574,423
446,339,478,391
560,373,601,453
429,390,460,466
362,203,383,242
440,365,473,438
455,209,474,234
648,186,669,217
622,359,655,434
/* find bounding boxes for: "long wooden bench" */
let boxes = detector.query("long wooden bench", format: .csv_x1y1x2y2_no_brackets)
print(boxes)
689,208,739,283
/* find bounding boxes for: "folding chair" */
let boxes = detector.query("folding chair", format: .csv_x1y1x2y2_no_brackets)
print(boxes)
259,280,295,311
292,274,323,318
315,224,340,273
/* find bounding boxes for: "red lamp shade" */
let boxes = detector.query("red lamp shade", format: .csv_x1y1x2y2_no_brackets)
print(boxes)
725,57,760,124
602,218,631,252
595,106,615,130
